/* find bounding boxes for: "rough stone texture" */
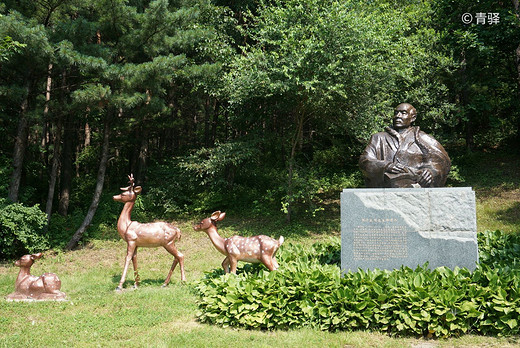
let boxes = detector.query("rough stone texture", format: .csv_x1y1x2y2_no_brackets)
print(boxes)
341,187,478,272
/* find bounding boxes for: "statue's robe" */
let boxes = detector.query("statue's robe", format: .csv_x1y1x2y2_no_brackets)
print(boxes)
359,126,450,188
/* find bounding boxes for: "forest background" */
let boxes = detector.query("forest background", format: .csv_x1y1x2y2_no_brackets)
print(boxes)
0,0,519,257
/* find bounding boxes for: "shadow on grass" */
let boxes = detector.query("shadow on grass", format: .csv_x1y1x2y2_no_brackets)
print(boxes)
218,200,341,240
196,263,267,281
495,202,520,229
110,275,170,288
447,149,520,198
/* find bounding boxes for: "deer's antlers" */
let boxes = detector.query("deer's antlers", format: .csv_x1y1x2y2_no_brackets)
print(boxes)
120,173,136,191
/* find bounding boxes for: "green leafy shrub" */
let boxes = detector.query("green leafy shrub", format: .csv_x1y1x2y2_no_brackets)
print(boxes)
478,229,520,269
0,199,48,259
140,140,262,217
195,231,520,337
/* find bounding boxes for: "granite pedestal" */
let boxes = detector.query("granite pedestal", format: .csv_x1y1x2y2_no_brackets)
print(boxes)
341,187,478,272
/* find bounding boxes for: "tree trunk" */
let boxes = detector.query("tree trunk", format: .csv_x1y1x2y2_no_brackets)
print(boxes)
460,51,474,152
516,43,520,97
58,70,73,215
58,117,74,216
45,121,62,226
514,0,520,145
204,97,211,147
285,112,304,224
8,83,31,202
192,109,198,146
211,100,218,145
465,118,474,151
135,128,148,183
223,108,229,141
66,117,111,250
84,122,91,147
40,63,53,175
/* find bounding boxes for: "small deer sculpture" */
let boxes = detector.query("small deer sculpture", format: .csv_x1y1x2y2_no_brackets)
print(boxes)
113,174,185,291
193,211,284,273
6,253,66,301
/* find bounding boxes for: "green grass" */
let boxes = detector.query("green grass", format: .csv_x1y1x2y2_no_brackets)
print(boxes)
1,225,519,347
447,149,520,233
0,240,517,348
1,149,519,347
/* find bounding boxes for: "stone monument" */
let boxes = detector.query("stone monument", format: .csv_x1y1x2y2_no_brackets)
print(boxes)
341,103,478,272
341,188,479,271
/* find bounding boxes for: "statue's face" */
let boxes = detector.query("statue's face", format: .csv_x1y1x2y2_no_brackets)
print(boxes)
393,104,416,129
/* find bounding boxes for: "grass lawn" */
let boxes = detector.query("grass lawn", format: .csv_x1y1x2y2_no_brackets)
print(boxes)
1,150,519,347
451,149,520,234
1,217,519,347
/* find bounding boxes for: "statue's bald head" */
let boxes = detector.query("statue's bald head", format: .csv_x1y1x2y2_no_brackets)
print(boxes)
393,103,417,130
395,103,416,117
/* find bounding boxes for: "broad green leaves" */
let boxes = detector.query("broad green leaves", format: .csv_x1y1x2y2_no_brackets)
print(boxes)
195,231,520,337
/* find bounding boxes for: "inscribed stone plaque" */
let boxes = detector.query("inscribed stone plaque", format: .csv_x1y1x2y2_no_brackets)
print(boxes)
341,187,478,272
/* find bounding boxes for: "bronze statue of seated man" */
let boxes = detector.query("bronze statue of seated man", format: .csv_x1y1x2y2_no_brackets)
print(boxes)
359,103,450,188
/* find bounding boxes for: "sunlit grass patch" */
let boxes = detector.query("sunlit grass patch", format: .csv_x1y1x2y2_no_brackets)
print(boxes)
477,188,520,233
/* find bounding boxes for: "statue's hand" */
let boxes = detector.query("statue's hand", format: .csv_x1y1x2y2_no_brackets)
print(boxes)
386,163,408,174
418,169,433,187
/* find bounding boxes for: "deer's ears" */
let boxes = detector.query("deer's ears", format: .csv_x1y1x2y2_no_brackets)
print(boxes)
120,185,142,194
210,211,226,221
31,253,42,260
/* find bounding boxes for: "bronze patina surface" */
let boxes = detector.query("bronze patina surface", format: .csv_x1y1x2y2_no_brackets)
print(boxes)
193,211,284,274
359,103,451,188
6,253,67,301
113,174,185,291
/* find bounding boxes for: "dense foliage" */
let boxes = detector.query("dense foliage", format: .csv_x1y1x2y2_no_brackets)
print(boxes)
0,199,48,259
0,0,519,251
195,230,520,337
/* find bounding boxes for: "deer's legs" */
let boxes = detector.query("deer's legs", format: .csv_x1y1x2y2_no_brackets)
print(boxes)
117,242,136,291
228,257,238,274
163,258,178,287
261,254,276,271
41,274,61,293
132,248,140,288
221,257,230,273
272,258,279,270
163,243,185,282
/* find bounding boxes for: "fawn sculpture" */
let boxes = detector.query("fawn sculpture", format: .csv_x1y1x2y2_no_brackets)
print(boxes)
6,253,66,301
113,174,185,291
193,211,284,273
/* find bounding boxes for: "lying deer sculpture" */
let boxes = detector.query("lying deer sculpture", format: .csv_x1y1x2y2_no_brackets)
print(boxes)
193,211,284,273
113,174,185,291
6,253,66,301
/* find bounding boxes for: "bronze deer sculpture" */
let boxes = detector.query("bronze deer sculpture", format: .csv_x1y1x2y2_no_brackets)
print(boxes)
113,174,185,291
193,211,284,273
6,253,66,301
